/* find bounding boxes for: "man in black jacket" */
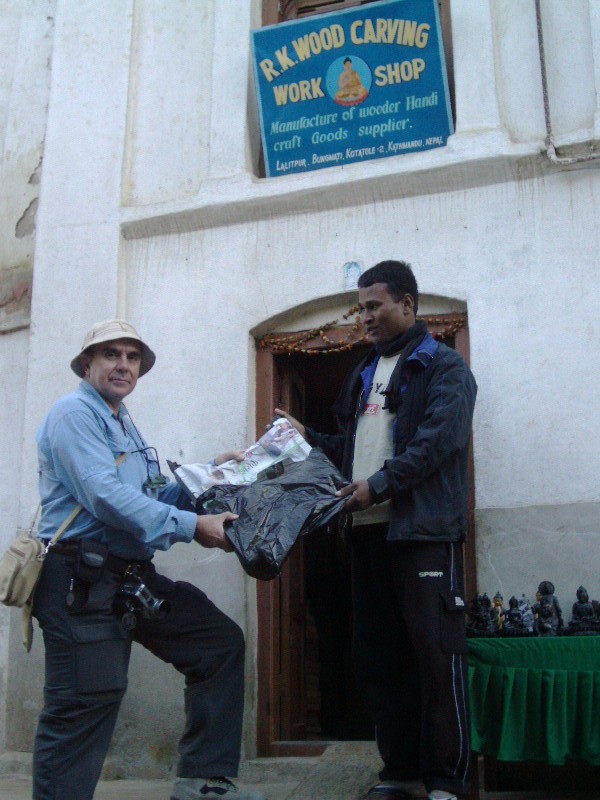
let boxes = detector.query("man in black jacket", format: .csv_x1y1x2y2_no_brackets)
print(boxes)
276,260,476,800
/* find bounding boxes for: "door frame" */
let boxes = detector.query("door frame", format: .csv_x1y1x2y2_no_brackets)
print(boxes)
254,314,475,757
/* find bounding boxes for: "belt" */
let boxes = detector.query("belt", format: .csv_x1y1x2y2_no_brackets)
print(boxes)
47,542,150,576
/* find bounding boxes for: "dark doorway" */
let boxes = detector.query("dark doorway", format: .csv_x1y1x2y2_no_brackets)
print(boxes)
288,347,374,742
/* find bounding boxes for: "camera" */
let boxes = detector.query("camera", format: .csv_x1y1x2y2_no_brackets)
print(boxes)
113,574,170,629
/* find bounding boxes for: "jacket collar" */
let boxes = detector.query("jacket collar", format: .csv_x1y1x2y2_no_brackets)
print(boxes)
357,332,439,411
407,331,438,366
334,331,440,420
360,331,438,386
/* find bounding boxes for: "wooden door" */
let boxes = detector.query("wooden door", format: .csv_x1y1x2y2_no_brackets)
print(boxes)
255,353,321,755
277,369,308,742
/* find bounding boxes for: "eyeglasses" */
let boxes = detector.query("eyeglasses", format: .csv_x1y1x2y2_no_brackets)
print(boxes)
134,447,167,491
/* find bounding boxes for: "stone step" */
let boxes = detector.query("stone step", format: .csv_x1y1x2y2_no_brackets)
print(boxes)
284,741,380,800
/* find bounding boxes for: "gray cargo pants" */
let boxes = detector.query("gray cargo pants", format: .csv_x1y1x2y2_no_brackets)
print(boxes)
32,548,245,800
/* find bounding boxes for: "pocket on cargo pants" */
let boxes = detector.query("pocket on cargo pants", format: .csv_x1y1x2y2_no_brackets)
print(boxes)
70,619,132,693
439,592,468,654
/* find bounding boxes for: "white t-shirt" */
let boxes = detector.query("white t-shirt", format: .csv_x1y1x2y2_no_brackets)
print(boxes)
352,353,401,527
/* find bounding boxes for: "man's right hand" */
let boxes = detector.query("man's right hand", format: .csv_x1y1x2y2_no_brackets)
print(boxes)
194,512,238,551
273,408,306,439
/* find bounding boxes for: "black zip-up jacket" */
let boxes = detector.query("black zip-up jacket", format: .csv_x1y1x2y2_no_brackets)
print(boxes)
306,331,477,543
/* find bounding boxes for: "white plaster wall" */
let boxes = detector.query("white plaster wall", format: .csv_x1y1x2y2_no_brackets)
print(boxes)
122,0,215,206
0,0,55,752
20,0,134,487
0,0,55,335
590,0,600,137
469,170,600,509
540,0,597,145
122,0,254,202
208,0,255,178
0,0,54,273
0,329,29,749
491,0,546,143
450,0,503,135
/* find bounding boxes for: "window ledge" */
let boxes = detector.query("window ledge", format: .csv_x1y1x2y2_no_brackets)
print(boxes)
120,129,549,240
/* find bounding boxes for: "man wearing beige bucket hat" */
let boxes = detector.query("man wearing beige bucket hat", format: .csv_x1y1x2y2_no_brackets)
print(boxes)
32,320,266,800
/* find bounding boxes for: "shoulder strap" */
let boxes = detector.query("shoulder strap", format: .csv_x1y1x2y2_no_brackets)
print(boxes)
28,503,41,536
47,452,128,548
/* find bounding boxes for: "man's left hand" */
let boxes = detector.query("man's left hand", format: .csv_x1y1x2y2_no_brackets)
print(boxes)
336,480,373,512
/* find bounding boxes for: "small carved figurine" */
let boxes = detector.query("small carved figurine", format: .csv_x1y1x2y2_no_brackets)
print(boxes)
503,595,532,636
567,586,600,635
535,596,562,636
466,593,497,637
492,592,506,633
533,580,563,634
519,594,535,634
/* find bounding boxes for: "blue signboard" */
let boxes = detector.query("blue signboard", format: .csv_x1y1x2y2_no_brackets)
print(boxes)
252,0,453,177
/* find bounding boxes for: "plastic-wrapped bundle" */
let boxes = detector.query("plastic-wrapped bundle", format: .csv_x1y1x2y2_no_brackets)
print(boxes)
197,449,348,581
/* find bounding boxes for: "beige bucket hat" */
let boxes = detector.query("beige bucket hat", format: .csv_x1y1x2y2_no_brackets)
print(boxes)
70,319,156,378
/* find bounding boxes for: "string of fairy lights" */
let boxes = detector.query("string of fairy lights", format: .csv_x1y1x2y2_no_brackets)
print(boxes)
258,307,467,355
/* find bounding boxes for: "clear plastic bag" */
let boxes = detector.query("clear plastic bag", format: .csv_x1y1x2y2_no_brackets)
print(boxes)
197,449,348,580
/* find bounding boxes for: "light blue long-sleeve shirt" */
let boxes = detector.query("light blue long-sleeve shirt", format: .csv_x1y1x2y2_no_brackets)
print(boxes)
36,380,197,559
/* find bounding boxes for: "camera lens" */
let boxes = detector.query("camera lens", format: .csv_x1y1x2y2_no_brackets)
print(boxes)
152,598,170,618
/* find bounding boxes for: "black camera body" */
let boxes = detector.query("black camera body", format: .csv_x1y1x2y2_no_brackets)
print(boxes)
114,574,170,629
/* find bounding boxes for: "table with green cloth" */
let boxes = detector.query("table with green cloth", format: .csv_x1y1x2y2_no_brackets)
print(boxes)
468,636,600,765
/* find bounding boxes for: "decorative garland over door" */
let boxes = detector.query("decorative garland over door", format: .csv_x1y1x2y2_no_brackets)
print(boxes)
258,309,467,355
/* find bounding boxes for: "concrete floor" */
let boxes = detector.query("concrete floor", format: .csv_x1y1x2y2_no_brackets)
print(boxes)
0,775,296,800
2,744,600,800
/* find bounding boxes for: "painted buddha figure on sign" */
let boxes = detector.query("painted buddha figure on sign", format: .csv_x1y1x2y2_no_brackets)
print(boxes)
335,58,369,105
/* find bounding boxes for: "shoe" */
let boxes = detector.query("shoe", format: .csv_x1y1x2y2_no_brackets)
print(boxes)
170,776,267,800
360,784,413,800
427,792,458,800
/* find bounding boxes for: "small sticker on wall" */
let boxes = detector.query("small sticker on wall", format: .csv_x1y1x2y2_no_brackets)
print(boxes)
343,260,362,290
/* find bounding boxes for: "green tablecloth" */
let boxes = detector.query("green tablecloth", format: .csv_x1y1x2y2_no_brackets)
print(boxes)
468,636,600,765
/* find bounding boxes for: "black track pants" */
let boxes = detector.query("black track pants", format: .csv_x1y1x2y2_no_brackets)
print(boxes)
351,525,470,797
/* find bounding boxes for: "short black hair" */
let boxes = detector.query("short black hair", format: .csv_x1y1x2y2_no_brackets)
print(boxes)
358,260,419,313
